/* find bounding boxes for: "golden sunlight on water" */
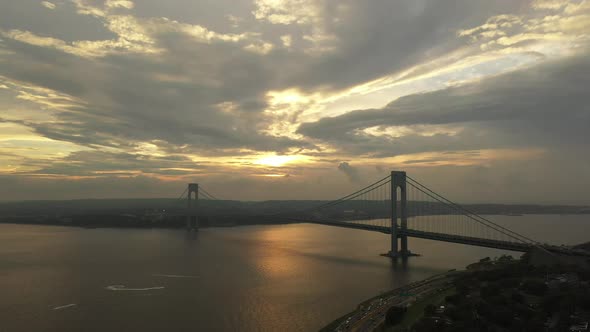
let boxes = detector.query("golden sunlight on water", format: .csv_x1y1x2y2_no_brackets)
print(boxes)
251,226,312,278
2,217,590,332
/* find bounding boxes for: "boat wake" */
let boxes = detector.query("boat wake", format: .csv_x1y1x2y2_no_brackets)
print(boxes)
152,274,198,278
53,304,77,310
105,285,165,291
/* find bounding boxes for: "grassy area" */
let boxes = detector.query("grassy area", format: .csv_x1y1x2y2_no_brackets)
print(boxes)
387,287,456,332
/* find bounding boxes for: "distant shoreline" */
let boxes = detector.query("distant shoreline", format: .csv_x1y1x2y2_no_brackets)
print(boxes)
1,198,588,231
0,211,589,231
1,212,589,231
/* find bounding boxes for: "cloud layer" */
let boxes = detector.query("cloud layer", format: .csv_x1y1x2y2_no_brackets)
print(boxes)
0,0,589,202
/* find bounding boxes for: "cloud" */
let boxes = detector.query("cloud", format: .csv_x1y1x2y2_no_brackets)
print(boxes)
41,1,56,10
285,0,528,89
0,12,270,58
0,24,311,155
337,162,360,183
105,0,134,10
15,150,209,177
457,1,590,53
298,53,590,158
253,0,321,25
0,0,589,202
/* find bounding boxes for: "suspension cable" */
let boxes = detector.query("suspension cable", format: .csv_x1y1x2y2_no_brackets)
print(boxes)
306,175,391,212
406,176,538,244
177,187,188,201
199,186,220,200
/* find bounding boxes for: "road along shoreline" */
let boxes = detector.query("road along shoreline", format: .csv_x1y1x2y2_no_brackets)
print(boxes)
320,270,460,332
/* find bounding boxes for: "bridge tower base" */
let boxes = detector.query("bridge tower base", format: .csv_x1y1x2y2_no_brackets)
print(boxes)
386,171,413,258
187,183,199,231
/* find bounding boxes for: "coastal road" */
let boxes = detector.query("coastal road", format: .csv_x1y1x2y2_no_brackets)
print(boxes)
354,278,453,332
334,272,457,332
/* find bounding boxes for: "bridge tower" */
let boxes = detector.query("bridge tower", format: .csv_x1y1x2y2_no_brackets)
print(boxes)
389,171,409,257
187,183,199,231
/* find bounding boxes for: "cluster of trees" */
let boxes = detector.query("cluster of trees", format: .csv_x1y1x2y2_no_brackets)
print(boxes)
385,306,407,325
410,258,590,332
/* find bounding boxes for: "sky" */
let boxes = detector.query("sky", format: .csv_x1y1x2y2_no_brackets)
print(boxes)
0,0,589,203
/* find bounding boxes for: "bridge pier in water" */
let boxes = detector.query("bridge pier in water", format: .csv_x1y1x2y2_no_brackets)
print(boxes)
388,171,412,258
186,183,199,231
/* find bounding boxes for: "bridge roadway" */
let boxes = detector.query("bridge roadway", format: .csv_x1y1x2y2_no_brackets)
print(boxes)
290,218,588,256
174,212,586,256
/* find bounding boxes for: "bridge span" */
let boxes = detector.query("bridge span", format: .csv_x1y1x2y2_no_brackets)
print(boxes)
182,170,588,258
285,217,587,256
288,218,529,252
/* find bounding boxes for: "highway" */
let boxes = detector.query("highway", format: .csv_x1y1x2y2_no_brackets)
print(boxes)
334,272,457,332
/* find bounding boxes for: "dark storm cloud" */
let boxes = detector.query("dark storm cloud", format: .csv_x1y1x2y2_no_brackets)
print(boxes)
298,54,590,157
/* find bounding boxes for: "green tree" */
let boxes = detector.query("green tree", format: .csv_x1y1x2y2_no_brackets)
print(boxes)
386,306,407,326
424,304,436,316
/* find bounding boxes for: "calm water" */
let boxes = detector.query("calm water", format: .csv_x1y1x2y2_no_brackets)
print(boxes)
0,215,588,332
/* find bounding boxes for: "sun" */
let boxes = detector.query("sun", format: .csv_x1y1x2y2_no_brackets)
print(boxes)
254,154,303,167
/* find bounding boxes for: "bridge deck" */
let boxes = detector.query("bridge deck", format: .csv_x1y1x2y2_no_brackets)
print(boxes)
305,219,531,252
299,219,585,256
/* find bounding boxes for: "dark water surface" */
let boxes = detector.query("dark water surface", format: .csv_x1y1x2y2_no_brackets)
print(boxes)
1,215,588,332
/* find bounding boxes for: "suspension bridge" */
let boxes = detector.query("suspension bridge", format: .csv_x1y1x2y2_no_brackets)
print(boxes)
178,171,586,258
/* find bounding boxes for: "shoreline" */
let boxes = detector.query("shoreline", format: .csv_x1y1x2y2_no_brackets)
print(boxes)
320,269,461,332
